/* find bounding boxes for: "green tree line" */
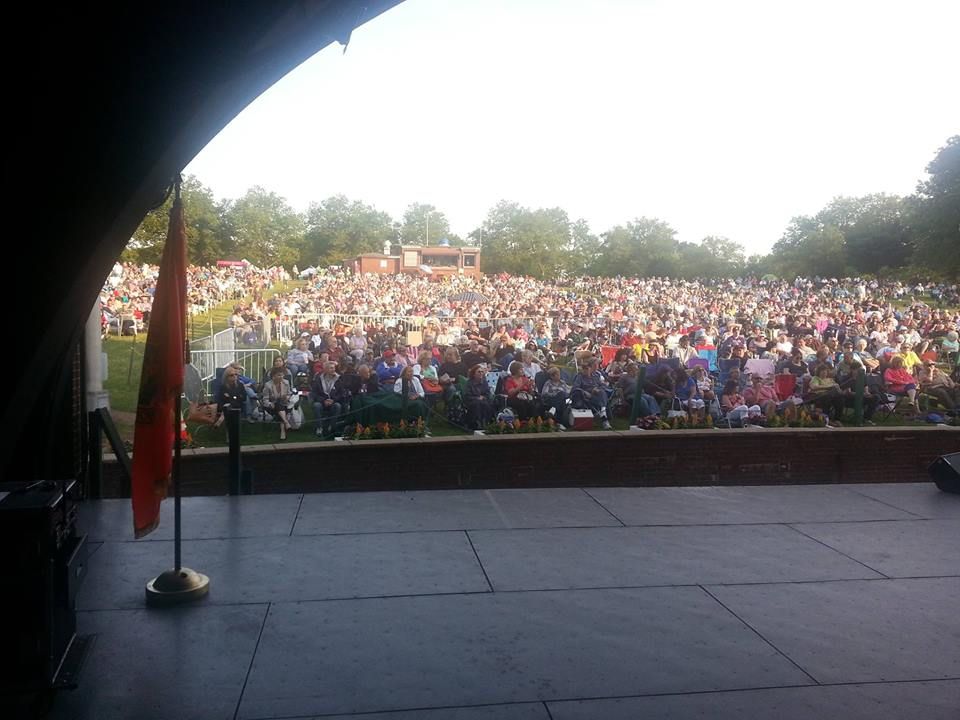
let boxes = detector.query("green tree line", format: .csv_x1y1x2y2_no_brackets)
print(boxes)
126,136,959,279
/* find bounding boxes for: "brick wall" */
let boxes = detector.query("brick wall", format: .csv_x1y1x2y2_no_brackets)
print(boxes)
99,427,960,497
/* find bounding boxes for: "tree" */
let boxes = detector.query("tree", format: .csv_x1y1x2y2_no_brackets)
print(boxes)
303,195,395,267
770,214,847,278
221,187,304,267
565,219,602,275
594,218,678,277
819,195,912,274
400,203,451,246
475,201,574,278
696,236,746,278
125,175,227,265
910,135,960,277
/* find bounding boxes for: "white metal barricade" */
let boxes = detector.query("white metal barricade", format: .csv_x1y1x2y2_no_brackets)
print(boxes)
189,348,282,397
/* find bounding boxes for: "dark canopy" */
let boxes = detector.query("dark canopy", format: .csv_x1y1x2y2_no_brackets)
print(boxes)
4,1,403,478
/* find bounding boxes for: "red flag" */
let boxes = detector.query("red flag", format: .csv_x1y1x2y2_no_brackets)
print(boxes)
131,195,188,538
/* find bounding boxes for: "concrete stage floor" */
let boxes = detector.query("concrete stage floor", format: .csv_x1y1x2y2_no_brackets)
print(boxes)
54,483,959,719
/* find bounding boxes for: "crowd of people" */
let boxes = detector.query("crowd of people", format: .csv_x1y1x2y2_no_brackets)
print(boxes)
99,261,289,335
209,271,959,439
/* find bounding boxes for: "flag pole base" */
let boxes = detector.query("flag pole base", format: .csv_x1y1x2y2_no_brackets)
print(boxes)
145,568,210,607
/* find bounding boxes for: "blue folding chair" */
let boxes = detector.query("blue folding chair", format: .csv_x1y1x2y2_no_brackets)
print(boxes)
698,347,718,372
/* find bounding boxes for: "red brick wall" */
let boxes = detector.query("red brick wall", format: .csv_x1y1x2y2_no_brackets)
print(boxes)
99,427,960,497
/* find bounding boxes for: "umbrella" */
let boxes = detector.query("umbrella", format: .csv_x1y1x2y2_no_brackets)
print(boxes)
449,291,489,303
761,274,778,281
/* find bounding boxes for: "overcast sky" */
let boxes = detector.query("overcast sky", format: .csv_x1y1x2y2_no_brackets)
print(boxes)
184,0,959,255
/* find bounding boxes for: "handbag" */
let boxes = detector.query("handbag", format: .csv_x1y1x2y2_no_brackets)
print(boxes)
422,378,442,394
666,397,686,419
187,400,217,425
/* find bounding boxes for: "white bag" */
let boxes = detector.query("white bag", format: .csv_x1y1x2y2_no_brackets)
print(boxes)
288,404,304,430
667,397,686,419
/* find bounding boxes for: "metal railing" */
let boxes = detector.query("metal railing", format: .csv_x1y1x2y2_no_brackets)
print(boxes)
189,347,281,397
270,314,637,346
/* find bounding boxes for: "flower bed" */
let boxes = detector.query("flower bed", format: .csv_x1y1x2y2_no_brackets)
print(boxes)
633,409,830,430
345,419,427,440
484,416,560,435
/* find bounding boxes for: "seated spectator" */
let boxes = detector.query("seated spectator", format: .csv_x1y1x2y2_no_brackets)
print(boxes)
399,342,418,367
415,349,442,403
224,362,258,418
572,358,611,429
854,338,881,372
691,365,716,405
375,349,403,383
645,366,676,412
884,355,920,411
774,332,793,357
519,349,543,381
674,367,698,407
262,355,293,390
605,347,631,382
674,335,698,365
355,364,380,395
261,366,295,440
310,361,345,438
461,339,488,369
464,364,494,429
839,363,880,424
941,330,959,359
505,360,538,420
286,336,314,378
835,346,865,384
618,362,661,417
720,380,746,415
808,364,845,422
394,364,425,400
348,326,368,361
919,360,960,411
896,342,922,374
743,375,779,418
540,366,571,425
213,367,246,428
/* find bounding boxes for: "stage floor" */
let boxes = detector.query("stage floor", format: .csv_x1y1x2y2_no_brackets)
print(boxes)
54,483,959,719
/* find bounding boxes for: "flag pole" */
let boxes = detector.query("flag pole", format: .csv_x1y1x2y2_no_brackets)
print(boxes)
146,177,209,607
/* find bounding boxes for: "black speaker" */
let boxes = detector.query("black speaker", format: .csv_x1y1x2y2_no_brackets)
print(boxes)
0,480,87,696
929,452,960,494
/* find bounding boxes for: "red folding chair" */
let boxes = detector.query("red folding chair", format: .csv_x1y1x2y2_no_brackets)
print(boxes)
774,374,797,401
600,345,619,367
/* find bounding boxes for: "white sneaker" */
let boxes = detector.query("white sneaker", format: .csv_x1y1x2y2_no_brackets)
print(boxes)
602,420,612,430
316,428,323,437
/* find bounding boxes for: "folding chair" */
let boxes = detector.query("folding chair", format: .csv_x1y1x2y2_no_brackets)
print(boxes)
874,380,913,421
718,358,740,386
686,357,710,374
744,358,775,380
696,346,718,372
599,345,619,368
774,373,797,402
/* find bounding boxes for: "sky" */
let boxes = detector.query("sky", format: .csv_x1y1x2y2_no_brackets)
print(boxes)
184,0,959,256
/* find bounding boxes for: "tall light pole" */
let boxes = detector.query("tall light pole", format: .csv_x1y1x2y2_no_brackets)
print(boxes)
425,208,438,246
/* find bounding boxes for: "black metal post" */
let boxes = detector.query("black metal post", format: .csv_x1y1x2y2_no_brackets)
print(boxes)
174,397,182,572
88,411,103,499
226,407,242,495
628,366,648,425
853,370,865,426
